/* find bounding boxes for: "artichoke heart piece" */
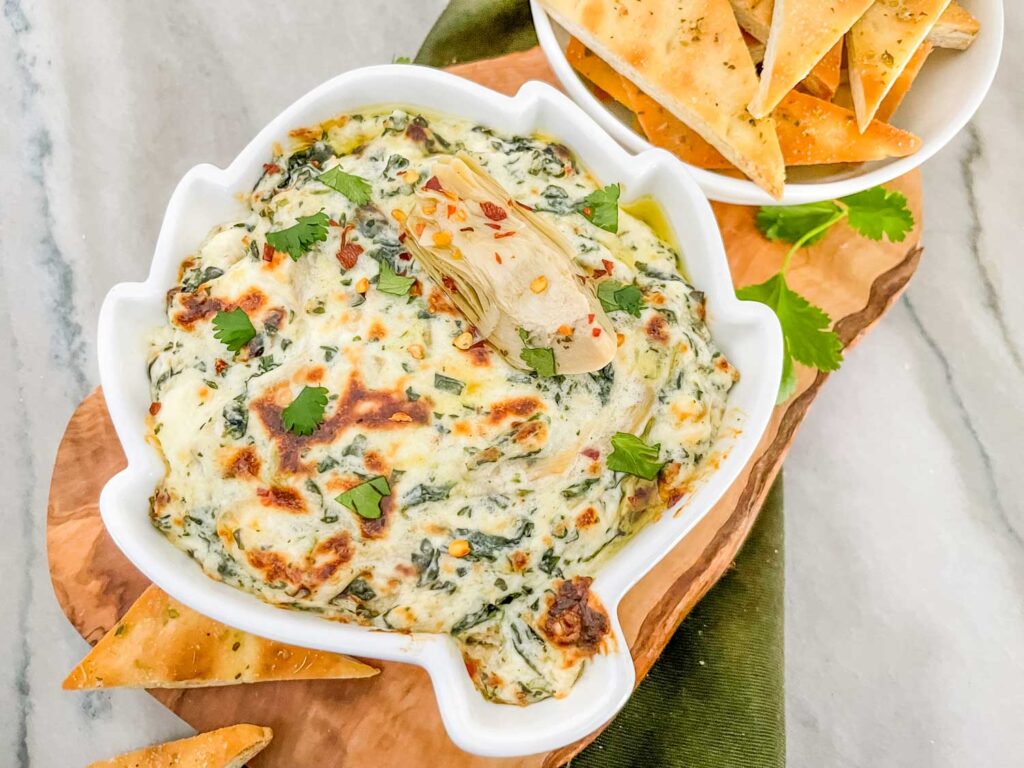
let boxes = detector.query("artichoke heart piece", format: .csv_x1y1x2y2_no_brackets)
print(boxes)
404,153,617,375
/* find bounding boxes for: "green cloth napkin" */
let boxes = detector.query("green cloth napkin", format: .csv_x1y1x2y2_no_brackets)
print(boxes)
416,6,785,765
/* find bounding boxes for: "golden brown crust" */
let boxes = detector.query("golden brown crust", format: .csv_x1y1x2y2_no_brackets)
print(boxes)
63,586,377,690
928,2,980,50
85,724,272,768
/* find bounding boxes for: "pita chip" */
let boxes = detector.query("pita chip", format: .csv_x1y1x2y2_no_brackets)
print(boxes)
876,43,934,122
848,0,952,131
729,0,774,42
773,90,922,165
928,2,980,50
744,31,767,66
627,76,919,168
63,586,378,690
801,40,844,101
538,0,785,197
86,724,273,768
750,0,876,118
566,36,631,106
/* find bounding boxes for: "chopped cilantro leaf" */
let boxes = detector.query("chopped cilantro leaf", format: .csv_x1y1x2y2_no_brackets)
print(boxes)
517,328,557,378
840,187,914,243
281,385,329,436
597,279,645,317
266,211,329,260
377,261,416,296
318,166,373,205
756,201,841,246
606,432,665,480
577,183,620,233
336,475,391,519
211,308,256,353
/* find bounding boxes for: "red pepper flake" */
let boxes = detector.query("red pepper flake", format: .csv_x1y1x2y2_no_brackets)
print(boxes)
602,259,615,275
262,243,275,262
446,204,458,218
336,242,364,270
587,313,595,324
592,327,602,337
423,176,443,192
582,447,600,460
494,231,516,239
329,218,340,227
398,231,408,243
263,162,281,174
460,226,475,232
583,207,593,217
148,401,161,416
399,252,412,261
480,201,508,221
515,200,534,211
214,358,228,376
484,222,502,230
591,269,607,279
494,252,503,264
442,275,459,294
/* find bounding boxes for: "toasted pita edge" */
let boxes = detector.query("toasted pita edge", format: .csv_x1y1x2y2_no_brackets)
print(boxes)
729,0,773,42
751,0,875,117
62,586,378,690
800,40,844,101
876,43,935,123
86,724,273,768
928,1,980,50
539,0,784,198
848,0,953,132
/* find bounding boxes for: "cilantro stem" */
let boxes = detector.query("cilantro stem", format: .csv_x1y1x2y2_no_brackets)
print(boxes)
780,206,847,274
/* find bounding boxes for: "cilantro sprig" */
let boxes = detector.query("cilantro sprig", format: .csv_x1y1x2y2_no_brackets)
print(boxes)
266,211,329,260
318,166,373,205
336,475,391,519
597,279,645,317
742,185,914,403
578,184,620,233
518,328,557,378
212,308,256,353
377,261,416,296
281,386,329,436
606,432,665,481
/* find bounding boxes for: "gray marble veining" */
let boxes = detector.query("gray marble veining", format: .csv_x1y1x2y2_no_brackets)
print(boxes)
0,2,1020,766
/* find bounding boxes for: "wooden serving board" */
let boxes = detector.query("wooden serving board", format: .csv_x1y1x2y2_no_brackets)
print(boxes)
47,47,923,768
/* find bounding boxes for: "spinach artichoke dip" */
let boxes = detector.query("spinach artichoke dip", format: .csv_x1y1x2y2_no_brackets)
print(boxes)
147,107,738,704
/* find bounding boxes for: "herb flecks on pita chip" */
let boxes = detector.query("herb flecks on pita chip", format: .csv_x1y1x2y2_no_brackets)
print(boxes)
539,0,785,198
751,0,876,118
63,586,378,690
876,43,935,123
86,724,273,768
847,0,953,131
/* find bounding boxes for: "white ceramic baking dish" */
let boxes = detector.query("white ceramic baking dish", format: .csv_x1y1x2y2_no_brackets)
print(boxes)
531,0,1004,205
97,64,782,757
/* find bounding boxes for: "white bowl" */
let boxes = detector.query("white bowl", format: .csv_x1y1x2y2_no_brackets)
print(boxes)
97,65,782,757
531,0,1004,205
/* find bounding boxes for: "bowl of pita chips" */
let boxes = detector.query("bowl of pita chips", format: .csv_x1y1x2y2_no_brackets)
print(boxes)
532,0,1003,204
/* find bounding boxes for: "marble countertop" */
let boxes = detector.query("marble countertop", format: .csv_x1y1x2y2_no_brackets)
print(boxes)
1,2,1020,765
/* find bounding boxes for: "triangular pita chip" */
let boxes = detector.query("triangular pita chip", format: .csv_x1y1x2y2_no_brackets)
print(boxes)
729,0,774,41
627,77,920,168
566,36,631,106
928,2,980,50
63,586,378,689
773,90,922,164
801,40,844,101
876,43,934,123
750,0,875,118
744,31,767,65
86,724,273,768
848,0,952,131
539,0,785,198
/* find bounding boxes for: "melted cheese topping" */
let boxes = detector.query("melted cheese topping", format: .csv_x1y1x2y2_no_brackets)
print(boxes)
147,109,738,704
